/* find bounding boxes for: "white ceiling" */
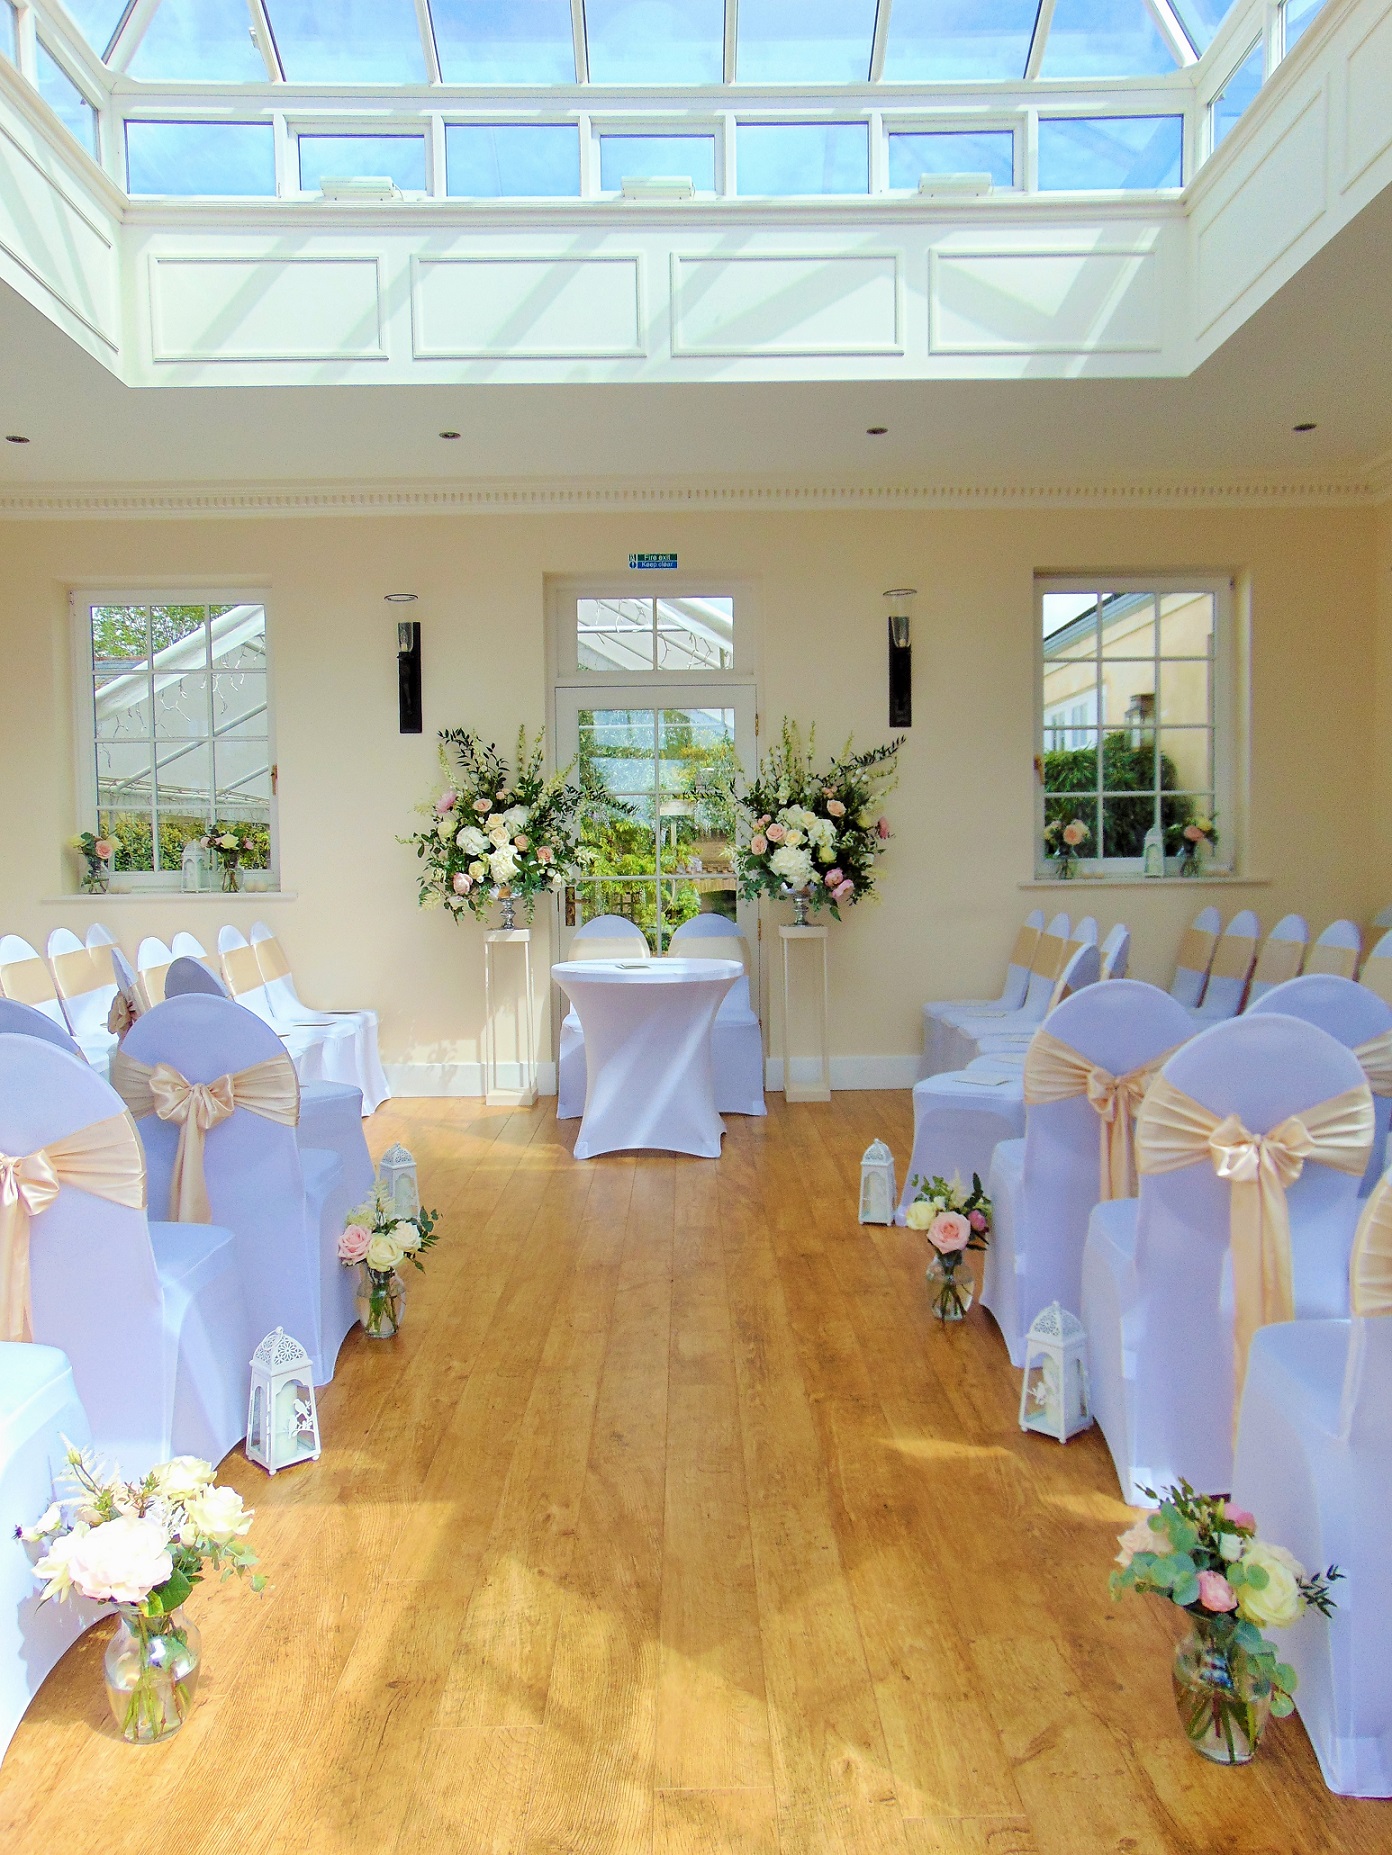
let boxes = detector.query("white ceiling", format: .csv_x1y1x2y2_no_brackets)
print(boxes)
2,179,1389,498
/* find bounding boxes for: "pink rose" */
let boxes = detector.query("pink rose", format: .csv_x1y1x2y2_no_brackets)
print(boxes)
755,815,770,830
536,845,554,864
1062,820,1088,848
968,1208,987,1232
513,835,530,850
1197,1571,1238,1613
453,872,472,894
473,797,492,813
825,867,843,887
927,1211,971,1254
826,798,846,817
1224,1503,1256,1531
766,823,786,843
1184,823,1202,842
750,834,768,855
876,818,890,840
94,838,115,860
435,791,457,815
831,880,854,903
338,1224,371,1264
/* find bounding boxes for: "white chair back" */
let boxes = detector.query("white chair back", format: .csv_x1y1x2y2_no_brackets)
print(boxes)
0,999,83,1059
166,956,229,999
1245,913,1309,1005
0,1033,172,1468
1048,939,1100,1011
668,914,752,1013
0,935,70,1031
1305,919,1362,980
995,908,1047,1011
567,914,650,963
1130,1013,1368,1492
171,931,211,963
86,923,116,949
1372,906,1392,932
1169,905,1220,1008
217,923,277,1022
136,936,175,1008
45,928,117,1046
1100,924,1130,981
1360,929,1392,1009
1022,911,1072,1011
1193,909,1260,1018
1247,974,1392,1191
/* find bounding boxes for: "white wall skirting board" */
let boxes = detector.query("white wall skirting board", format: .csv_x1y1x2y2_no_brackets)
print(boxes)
765,1055,918,1092
385,1060,559,1098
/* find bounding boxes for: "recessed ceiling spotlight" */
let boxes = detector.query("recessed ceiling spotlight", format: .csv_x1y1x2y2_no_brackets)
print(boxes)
384,592,418,603
1293,421,1317,433
867,426,888,436
4,434,30,444
439,430,461,440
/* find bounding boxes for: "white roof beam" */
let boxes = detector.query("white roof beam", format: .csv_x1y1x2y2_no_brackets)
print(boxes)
723,0,737,84
869,0,892,82
1145,0,1200,64
413,0,442,84
571,0,589,82
105,0,160,75
247,0,284,80
1024,0,1058,81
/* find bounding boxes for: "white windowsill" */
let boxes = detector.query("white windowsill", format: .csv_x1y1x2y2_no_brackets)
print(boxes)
1021,874,1270,890
41,891,298,904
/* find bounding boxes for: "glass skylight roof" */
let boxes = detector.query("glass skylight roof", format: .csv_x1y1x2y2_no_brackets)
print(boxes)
49,0,1253,83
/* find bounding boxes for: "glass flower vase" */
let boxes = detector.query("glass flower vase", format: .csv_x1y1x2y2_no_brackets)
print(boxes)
926,1252,974,1321
1172,1620,1271,1765
357,1264,406,1338
220,858,240,892
104,1606,202,1745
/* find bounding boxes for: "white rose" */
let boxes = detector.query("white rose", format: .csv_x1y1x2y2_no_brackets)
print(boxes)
489,847,518,881
366,1232,406,1272
468,859,488,880
499,805,529,833
1237,1542,1304,1630
456,825,488,856
437,818,454,842
59,1515,172,1606
395,1220,423,1253
856,809,874,828
784,829,805,847
180,1485,253,1547
769,844,814,887
904,1202,934,1230
153,1456,215,1505
488,827,510,849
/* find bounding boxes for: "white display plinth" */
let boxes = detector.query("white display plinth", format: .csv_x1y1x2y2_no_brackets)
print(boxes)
484,928,537,1107
779,924,831,1103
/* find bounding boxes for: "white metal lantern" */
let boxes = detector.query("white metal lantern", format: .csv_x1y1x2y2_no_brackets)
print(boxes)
245,1328,321,1475
181,840,211,894
378,1143,419,1220
1018,1302,1092,1443
859,1139,897,1225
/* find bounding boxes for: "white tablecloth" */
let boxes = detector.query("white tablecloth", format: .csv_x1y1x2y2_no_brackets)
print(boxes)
551,957,742,1159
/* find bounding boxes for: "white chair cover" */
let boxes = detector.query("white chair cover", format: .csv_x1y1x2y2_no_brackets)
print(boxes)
1188,909,1261,1022
46,928,118,1071
667,915,765,1117
1243,913,1310,1007
943,924,1095,1069
553,958,740,1160
0,999,83,1060
137,935,175,1008
919,909,1045,1078
0,938,71,1037
1099,924,1131,981
1082,1013,1372,1503
166,956,228,998
1361,930,1392,1010
0,1032,251,1473
969,940,1102,1061
557,916,649,1119
926,912,1070,1077
120,997,357,1385
1306,919,1362,980
1247,974,1392,1191
1169,905,1221,1009
983,981,1194,1365
248,922,390,1114
214,924,343,1091
0,1343,106,1763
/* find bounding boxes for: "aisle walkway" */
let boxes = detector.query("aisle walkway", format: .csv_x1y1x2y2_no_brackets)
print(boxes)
0,1095,1381,1854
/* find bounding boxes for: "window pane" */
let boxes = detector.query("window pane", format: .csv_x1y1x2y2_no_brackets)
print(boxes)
577,598,656,672
60,0,128,58
888,130,1015,190
213,671,268,738
102,811,156,871
1101,592,1156,659
95,674,152,740
1158,591,1214,657
156,741,213,821
129,0,268,80
1170,0,1229,52
1038,116,1183,190
299,135,426,193
736,123,868,196
431,0,577,83
1100,666,1157,729
35,44,97,156
208,603,267,673
1284,0,1325,49
446,125,579,197
127,123,277,197
1212,41,1263,148
599,135,715,192
736,0,878,84
1157,659,1210,727
154,666,210,740
97,741,155,815
1157,728,1212,794
1041,592,1101,657
92,604,151,670
654,597,734,672
584,0,724,84
2,3,17,64
264,0,427,82
1039,0,1178,78
882,0,1038,81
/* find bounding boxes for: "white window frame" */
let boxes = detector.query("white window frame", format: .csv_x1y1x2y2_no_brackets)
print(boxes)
1034,574,1236,880
71,588,279,892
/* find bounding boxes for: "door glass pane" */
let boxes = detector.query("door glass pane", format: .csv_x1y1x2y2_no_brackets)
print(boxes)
578,598,656,672
655,597,734,671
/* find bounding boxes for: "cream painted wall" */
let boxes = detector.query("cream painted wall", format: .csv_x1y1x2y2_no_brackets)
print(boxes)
0,501,1380,1091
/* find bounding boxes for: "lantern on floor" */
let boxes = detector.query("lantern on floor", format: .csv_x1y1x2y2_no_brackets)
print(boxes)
1018,1302,1092,1443
245,1328,321,1475
859,1139,897,1225
378,1143,419,1219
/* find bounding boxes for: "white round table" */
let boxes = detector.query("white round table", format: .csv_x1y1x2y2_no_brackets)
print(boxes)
550,957,743,1160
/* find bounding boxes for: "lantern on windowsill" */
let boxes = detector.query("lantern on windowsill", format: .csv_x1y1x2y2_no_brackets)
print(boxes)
245,1328,321,1475
1018,1302,1092,1443
378,1144,419,1219
859,1139,897,1225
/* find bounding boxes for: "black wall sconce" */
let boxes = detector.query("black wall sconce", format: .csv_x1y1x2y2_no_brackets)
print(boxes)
884,587,916,728
386,595,422,732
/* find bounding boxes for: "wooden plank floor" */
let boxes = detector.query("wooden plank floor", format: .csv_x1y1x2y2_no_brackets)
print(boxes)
1,1093,1387,1855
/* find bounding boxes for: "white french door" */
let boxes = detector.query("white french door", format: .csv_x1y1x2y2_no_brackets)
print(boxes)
553,683,758,964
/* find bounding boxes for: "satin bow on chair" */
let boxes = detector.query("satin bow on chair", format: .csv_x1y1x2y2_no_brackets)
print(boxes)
1137,1076,1374,1411
111,1053,299,1223
1024,1029,1183,1201
0,1114,146,1341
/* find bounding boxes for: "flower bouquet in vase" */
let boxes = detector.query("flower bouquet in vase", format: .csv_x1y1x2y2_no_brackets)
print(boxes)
339,1177,441,1338
1175,814,1217,878
68,831,119,894
205,829,256,892
1111,1480,1339,1765
1043,815,1090,879
24,1444,263,1744
905,1171,991,1320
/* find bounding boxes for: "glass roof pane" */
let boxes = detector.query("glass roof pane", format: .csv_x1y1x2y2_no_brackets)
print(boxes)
129,0,268,81
736,0,878,84
1284,0,1325,50
1039,0,1178,78
1169,0,1230,51
35,41,97,153
264,0,427,83
58,0,129,60
446,123,580,194
584,0,725,85
299,133,427,189
598,133,715,189
1211,39,1261,145
431,0,577,84
127,120,276,194
735,123,868,195
888,129,1015,188
882,0,1039,82
1037,114,1182,188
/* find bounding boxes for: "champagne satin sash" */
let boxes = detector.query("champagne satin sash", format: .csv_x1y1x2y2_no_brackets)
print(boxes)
51,945,115,1000
1354,1029,1392,1097
569,938,651,963
1032,932,1069,982
1350,1175,1392,1317
252,935,292,983
0,956,60,1008
1049,939,1093,1009
1137,1077,1374,1404
1007,923,1042,972
1251,938,1306,989
1208,934,1258,984
1306,941,1360,980
0,1112,145,1341
221,943,264,998
1361,955,1392,1008
664,936,748,971
1175,926,1218,977
1024,1030,1183,1200
111,1051,299,1223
